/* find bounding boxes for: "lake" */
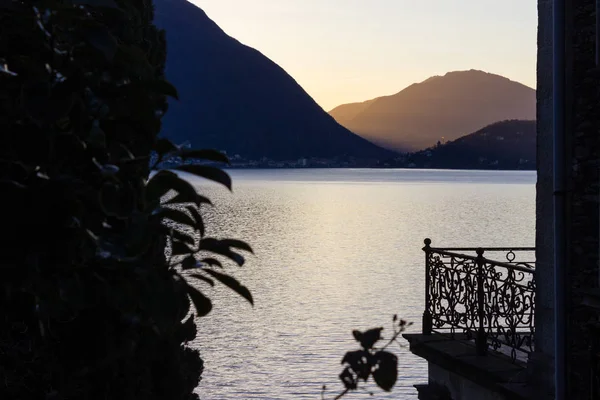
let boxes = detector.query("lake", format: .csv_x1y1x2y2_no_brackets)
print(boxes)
186,168,536,399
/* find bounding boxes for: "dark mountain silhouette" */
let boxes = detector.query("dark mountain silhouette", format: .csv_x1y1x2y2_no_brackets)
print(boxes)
153,0,393,161
329,70,536,152
386,120,536,170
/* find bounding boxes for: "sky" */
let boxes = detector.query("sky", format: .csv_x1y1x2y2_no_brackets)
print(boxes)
192,0,537,111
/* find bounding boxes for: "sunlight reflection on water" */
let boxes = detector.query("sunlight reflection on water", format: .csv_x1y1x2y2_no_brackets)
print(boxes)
186,169,535,399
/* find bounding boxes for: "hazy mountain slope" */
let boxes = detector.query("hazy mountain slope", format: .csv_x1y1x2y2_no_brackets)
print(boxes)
393,120,536,170
329,70,536,152
153,0,394,160
328,98,378,126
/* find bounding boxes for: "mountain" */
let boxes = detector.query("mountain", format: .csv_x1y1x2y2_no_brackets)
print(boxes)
152,0,393,161
329,70,536,152
329,99,377,124
385,120,536,170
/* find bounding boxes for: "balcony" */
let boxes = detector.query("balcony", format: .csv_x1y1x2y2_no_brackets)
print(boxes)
404,239,536,400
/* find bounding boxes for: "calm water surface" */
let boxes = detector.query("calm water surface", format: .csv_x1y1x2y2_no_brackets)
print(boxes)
187,169,536,399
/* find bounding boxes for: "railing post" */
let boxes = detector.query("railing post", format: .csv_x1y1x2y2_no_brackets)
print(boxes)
476,248,487,356
422,238,432,335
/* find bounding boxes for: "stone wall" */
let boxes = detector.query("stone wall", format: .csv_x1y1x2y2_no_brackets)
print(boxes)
533,0,556,393
428,364,507,400
565,1,600,398
537,1,600,397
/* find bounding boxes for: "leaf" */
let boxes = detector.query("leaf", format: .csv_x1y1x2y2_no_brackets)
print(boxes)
181,257,223,270
98,182,122,217
219,239,254,254
177,315,197,343
160,208,196,228
354,328,383,350
147,170,203,205
171,240,193,256
200,258,223,268
203,269,253,305
115,44,153,78
0,179,26,191
186,285,212,317
187,206,205,237
199,238,245,266
86,26,117,61
87,124,106,148
341,350,371,382
117,143,136,160
172,229,195,246
172,165,232,191
180,149,230,164
339,367,357,390
146,170,174,202
189,273,214,287
154,138,178,157
181,256,197,270
140,79,179,100
163,172,205,206
372,351,398,392
22,81,75,123
167,192,212,207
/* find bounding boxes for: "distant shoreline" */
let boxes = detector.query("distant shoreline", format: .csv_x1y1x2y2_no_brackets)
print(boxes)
222,166,536,172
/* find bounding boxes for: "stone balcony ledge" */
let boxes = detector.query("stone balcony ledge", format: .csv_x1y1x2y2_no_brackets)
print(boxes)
403,333,540,400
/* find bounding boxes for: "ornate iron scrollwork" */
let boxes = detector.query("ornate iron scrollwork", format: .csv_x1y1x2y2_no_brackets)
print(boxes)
422,239,535,363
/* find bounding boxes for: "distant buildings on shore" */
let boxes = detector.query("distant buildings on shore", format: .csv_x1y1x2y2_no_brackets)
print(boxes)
158,152,533,170
160,153,377,169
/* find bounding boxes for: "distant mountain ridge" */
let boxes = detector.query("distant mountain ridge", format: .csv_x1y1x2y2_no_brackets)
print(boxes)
329,70,536,152
153,0,393,161
387,120,536,170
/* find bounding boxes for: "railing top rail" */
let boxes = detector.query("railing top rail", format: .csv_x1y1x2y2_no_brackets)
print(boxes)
426,247,536,273
429,247,535,252
480,258,535,273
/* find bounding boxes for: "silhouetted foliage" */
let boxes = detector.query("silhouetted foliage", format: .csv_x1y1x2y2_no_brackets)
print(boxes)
322,316,411,399
0,1,252,399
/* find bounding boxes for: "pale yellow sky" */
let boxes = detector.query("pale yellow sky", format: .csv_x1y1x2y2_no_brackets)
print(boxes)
192,0,537,111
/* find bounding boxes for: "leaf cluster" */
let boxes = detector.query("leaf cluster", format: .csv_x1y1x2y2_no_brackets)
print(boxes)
323,316,412,399
0,1,253,399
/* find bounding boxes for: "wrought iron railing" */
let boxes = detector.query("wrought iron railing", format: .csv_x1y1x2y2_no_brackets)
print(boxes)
422,238,536,363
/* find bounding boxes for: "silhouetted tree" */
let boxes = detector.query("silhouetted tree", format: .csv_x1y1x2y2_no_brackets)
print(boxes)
0,1,252,399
